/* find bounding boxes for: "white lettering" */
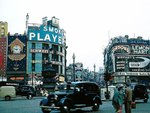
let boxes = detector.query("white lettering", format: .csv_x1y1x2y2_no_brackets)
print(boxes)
54,28,58,33
58,37,62,44
43,26,48,31
49,27,54,32
29,33,36,40
52,34,57,42
44,34,51,41
37,33,43,41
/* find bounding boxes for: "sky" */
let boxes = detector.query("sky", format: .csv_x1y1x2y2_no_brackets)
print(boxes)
0,0,150,72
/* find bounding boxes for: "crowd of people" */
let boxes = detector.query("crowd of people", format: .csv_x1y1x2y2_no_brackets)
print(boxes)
112,83,133,113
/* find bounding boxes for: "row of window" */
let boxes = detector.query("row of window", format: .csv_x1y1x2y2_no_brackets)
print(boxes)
31,43,64,74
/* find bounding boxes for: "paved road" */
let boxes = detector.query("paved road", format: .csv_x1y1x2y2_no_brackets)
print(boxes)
0,96,150,113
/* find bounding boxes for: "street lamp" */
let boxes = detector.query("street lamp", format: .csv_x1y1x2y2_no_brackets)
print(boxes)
72,53,75,82
93,64,96,81
32,67,34,86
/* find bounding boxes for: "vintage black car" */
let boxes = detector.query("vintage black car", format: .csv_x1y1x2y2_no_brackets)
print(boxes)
133,84,149,103
16,85,36,99
40,81,102,113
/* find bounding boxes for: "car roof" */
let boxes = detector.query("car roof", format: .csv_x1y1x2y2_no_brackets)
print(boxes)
71,81,98,86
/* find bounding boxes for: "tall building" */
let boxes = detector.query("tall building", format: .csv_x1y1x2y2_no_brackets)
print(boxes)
5,15,67,86
26,16,67,85
104,35,150,86
0,21,8,37
0,37,7,80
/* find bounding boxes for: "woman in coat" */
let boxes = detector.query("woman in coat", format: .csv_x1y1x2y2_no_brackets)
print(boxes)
112,86,124,113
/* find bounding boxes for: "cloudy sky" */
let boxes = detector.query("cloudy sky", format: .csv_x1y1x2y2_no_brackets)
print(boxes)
0,0,150,71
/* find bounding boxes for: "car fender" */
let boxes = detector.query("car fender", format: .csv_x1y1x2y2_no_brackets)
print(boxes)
40,99,49,106
58,97,73,107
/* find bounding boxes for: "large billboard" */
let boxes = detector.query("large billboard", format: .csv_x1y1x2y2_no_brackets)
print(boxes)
115,55,150,72
7,35,27,74
28,25,65,45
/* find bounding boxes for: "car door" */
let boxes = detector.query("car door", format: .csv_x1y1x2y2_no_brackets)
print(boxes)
73,84,88,104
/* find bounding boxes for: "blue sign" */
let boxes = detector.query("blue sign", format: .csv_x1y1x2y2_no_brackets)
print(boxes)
28,25,65,45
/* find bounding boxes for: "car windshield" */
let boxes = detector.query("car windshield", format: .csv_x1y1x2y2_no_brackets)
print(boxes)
56,83,74,91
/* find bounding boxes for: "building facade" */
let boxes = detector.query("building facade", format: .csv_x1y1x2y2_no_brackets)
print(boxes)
26,16,67,84
0,37,7,80
104,35,150,86
0,21,8,37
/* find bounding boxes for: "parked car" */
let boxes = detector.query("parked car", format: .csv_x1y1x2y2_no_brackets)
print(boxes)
133,84,149,103
16,85,36,99
40,81,102,113
0,86,16,100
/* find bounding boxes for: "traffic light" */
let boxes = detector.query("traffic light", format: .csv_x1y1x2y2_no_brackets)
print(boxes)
104,71,112,81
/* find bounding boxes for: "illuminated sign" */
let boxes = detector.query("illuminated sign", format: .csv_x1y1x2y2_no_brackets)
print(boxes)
115,55,150,72
116,72,150,76
129,57,150,68
112,45,130,53
28,25,65,45
131,45,150,54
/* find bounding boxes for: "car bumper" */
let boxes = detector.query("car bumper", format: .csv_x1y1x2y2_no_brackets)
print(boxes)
40,104,60,110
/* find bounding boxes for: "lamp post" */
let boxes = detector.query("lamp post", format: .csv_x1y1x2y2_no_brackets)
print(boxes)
32,67,34,86
93,64,96,82
72,53,75,82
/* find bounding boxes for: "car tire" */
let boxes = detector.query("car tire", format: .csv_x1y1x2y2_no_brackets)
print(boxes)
61,105,70,113
42,108,50,113
5,96,11,101
92,100,100,111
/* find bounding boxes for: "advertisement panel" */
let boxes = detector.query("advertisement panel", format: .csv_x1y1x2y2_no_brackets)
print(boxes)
115,55,150,72
28,25,65,45
7,35,27,73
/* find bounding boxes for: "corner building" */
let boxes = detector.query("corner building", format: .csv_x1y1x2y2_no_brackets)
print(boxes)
27,17,66,83
104,35,150,87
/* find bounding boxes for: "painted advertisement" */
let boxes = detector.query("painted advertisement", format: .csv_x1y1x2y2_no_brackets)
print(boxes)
115,55,150,72
28,25,65,45
7,35,27,72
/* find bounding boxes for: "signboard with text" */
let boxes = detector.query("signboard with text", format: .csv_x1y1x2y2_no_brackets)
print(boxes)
115,55,150,72
28,25,65,45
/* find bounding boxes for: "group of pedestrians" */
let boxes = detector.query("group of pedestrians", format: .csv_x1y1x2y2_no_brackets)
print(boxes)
112,83,133,113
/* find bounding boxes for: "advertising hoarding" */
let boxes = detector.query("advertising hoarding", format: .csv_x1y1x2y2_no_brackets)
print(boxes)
28,25,65,45
115,55,150,72
7,35,27,73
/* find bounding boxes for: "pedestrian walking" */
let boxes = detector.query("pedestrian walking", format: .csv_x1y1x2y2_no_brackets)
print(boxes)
124,83,133,113
112,85,124,113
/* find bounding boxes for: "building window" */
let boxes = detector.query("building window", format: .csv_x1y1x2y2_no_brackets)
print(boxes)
60,46,62,52
32,53,35,60
32,43,35,49
42,43,49,49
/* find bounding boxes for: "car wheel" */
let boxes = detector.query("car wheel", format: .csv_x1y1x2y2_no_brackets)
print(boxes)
27,94,33,99
5,96,11,101
144,99,148,103
92,100,100,111
42,108,50,113
61,105,70,113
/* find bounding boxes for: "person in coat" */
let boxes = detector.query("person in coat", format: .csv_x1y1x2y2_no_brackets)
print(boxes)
112,85,124,113
124,83,133,113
